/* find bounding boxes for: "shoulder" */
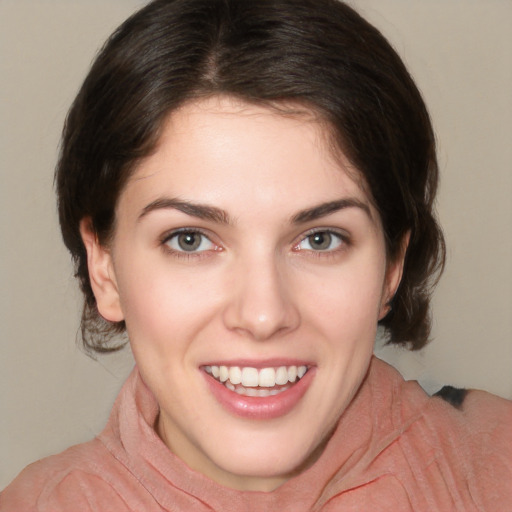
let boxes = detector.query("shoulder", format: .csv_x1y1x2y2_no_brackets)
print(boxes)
429,385,512,450
405,369,512,464
446,388,512,483
375,355,512,448
1,439,132,512
443,388,512,507
1,368,165,512
407,379,512,508
370,358,512,507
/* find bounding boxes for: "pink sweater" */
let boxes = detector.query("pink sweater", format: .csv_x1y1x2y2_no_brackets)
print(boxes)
2,357,511,511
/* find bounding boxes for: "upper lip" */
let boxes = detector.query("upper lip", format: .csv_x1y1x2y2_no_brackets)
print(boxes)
200,359,313,369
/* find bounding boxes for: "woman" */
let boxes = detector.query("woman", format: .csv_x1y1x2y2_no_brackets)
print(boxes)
2,0,511,510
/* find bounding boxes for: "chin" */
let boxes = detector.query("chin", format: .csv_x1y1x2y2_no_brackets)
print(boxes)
202,427,324,490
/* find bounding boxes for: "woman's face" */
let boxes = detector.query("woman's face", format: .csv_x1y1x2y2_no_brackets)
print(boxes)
86,96,404,491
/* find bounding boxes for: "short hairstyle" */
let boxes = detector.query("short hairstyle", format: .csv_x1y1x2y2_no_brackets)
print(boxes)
56,0,445,353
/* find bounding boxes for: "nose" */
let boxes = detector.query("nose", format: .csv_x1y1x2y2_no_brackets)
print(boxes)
222,255,300,341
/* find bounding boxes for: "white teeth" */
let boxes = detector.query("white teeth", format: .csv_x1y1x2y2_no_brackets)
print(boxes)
206,364,308,389
229,366,242,385
219,366,229,382
258,367,276,387
232,384,291,397
275,366,289,385
241,367,259,387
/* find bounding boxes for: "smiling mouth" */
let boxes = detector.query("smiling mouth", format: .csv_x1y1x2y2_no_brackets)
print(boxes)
204,365,308,397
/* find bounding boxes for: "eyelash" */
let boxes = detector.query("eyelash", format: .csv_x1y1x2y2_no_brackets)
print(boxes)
160,228,220,260
293,228,350,256
159,227,350,260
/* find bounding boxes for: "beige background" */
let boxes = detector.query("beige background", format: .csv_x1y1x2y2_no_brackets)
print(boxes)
1,0,511,489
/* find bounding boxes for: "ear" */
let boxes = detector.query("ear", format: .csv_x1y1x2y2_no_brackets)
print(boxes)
379,231,410,320
79,218,124,323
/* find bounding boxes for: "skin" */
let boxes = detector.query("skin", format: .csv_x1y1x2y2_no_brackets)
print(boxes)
81,95,406,492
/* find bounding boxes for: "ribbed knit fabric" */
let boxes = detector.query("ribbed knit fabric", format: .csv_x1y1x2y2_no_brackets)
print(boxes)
2,357,511,511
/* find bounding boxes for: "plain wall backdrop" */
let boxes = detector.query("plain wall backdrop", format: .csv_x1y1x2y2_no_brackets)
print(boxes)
1,0,511,489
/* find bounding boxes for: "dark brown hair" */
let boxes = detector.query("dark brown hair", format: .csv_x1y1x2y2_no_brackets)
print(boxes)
56,0,445,353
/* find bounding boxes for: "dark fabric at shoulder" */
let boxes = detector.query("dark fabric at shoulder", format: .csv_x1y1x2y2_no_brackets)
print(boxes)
434,385,468,409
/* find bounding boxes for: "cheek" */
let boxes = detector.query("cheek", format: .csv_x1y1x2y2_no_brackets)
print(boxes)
299,260,386,331
115,260,223,347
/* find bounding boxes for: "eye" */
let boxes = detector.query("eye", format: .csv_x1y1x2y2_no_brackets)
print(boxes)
164,230,216,253
296,230,345,252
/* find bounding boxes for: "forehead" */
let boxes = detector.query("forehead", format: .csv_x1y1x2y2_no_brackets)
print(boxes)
120,96,375,221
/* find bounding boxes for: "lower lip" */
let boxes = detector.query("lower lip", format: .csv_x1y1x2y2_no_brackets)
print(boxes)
203,368,315,420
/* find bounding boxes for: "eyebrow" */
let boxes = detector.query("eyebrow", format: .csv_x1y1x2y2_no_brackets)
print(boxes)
292,198,372,224
138,198,231,224
138,197,371,225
